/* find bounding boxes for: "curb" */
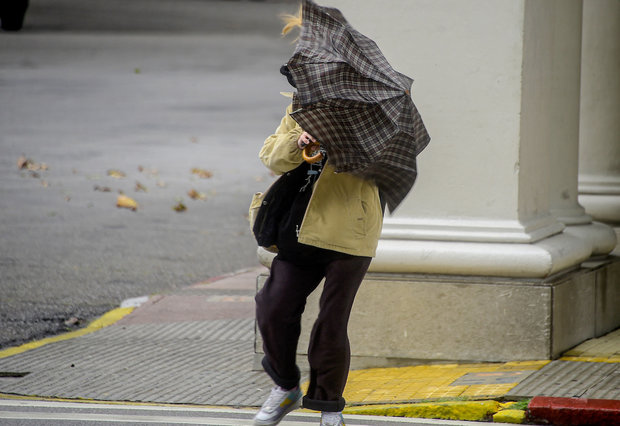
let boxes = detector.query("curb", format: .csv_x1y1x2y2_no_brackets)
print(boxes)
344,400,501,422
528,396,620,426
493,409,526,424
0,307,134,360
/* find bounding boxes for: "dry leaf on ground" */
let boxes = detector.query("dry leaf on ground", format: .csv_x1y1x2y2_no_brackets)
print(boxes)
138,166,159,177
191,168,213,179
188,189,206,200
17,155,48,172
17,155,29,169
116,194,138,211
135,181,148,192
173,200,187,212
107,169,126,179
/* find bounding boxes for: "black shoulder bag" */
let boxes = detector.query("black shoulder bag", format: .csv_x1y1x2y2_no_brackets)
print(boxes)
252,162,311,249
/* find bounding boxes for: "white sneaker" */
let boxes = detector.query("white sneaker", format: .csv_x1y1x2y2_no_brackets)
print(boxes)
253,386,302,425
320,411,345,426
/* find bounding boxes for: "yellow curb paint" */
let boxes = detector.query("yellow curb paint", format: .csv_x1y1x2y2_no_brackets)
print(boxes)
343,400,500,421
559,356,620,363
493,409,526,424
499,402,513,409
0,307,134,360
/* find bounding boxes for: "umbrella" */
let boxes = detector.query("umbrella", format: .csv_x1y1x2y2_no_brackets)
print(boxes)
287,0,430,212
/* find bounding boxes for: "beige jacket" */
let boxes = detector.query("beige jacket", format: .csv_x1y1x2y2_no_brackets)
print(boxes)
251,105,383,257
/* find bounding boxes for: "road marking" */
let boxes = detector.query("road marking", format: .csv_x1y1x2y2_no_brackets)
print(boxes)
0,399,251,412
0,399,486,425
0,410,255,425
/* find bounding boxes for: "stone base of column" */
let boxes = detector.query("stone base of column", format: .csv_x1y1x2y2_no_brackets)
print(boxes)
369,233,592,278
255,256,620,367
578,175,620,225
579,194,620,225
564,222,618,256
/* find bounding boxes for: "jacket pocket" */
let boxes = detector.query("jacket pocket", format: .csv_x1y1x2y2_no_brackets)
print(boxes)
347,197,367,238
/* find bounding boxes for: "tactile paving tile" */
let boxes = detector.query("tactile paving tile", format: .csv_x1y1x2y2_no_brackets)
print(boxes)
506,360,620,399
343,361,549,404
0,318,278,406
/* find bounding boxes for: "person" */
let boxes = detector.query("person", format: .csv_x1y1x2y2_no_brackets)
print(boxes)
252,10,384,426
0,0,29,31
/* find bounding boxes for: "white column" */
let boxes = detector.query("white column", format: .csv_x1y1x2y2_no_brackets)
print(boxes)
546,1,617,255
325,0,592,277
578,0,620,228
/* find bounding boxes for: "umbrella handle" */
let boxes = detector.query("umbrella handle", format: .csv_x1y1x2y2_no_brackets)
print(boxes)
302,142,324,164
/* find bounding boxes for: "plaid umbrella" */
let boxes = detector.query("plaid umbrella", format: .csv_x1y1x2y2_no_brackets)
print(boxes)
287,0,430,212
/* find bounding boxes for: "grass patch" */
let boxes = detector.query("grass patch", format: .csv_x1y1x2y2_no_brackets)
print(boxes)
504,399,530,411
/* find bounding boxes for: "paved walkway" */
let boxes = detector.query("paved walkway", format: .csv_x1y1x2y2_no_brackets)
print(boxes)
0,267,618,424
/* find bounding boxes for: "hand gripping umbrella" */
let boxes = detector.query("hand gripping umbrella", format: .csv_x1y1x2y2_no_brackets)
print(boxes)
287,0,430,212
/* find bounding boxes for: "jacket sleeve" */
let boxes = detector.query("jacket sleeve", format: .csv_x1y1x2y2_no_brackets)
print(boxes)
259,104,304,175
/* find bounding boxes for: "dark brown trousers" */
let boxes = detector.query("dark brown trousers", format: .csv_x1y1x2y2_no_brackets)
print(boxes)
255,254,371,412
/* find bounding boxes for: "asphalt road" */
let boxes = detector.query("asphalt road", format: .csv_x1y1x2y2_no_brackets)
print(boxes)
0,0,298,348
0,399,485,426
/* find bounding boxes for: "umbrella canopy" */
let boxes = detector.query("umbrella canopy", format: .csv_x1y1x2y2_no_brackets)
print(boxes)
287,0,430,212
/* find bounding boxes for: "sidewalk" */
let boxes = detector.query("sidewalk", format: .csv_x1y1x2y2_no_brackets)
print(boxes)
0,266,618,425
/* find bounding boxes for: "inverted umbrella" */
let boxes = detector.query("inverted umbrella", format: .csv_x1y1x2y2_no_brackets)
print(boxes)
287,0,430,212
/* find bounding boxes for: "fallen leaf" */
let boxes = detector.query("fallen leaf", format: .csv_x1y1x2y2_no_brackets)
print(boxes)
156,180,167,188
117,194,138,211
173,200,187,212
135,181,148,192
107,169,126,179
94,185,112,192
17,155,29,169
17,156,48,172
188,189,206,200
138,166,159,177
191,168,213,179
64,317,81,327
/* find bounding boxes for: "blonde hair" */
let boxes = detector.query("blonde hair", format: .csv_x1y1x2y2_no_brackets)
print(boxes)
280,4,302,37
